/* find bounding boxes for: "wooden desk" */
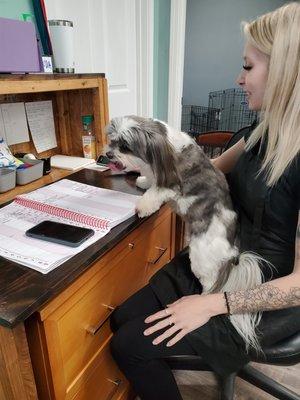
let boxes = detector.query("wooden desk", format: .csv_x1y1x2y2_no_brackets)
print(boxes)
0,170,176,400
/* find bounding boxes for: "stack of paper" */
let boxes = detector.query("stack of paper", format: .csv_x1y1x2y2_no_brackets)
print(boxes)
51,155,95,171
0,179,140,274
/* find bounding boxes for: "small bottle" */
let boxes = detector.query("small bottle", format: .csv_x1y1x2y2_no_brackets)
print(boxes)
81,115,96,159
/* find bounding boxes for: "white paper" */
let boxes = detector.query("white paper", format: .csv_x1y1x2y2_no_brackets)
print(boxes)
51,155,95,171
0,179,140,274
25,100,57,153
0,204,107,273
0,102,30,145
0,108,6,142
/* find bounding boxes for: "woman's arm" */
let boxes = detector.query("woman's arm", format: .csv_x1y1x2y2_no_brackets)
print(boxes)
212,211,300,314
211,137,245,174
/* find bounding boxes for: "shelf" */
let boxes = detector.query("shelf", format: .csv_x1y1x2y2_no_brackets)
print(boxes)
0,73,109,205
0,168,74,205
0,73,105,95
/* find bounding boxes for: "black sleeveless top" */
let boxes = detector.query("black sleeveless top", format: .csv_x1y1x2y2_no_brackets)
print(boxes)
227,126,300,279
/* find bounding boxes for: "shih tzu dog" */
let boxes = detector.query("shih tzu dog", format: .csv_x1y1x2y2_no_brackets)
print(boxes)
105,115,266,351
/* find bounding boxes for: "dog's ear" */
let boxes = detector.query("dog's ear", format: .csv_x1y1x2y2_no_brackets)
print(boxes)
146,125,181,188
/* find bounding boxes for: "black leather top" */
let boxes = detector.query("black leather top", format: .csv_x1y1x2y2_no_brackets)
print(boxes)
227,126,299,279
227,127,300,363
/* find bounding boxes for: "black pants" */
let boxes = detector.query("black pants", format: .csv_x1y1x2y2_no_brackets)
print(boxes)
110,284,196,400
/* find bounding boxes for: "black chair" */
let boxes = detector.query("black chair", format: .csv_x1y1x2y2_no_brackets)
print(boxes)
195,131,234,158
165,329,300,399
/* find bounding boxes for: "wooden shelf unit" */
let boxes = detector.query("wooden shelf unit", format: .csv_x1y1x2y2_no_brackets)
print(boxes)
0,73,109,204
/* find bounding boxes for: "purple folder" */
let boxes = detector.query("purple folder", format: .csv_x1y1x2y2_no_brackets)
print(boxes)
0,17,41,73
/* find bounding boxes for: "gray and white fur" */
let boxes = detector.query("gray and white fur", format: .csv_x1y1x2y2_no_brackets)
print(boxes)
105,115,265,352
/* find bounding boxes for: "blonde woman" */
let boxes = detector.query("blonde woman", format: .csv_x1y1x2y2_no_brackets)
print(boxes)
110,3,300,399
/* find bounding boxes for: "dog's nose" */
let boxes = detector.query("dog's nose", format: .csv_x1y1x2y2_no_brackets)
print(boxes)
106,151,114,159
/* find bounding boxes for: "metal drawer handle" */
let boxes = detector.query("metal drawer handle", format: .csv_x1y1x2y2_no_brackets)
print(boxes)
86,304,115,336
107,378,122,386
148,246,167,264
107,378,122,400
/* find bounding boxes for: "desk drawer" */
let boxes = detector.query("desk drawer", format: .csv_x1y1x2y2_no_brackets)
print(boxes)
67,325,128,400
144,214,173,282
44,238,149,394
72,341,127,400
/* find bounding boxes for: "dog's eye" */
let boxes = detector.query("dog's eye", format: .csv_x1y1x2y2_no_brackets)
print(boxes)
119,143,130,153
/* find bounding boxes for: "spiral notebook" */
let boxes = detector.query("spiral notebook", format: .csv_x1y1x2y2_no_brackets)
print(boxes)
0,179,140,274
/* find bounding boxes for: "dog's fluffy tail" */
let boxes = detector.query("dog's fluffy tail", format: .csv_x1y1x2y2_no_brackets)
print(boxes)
220,252,272,353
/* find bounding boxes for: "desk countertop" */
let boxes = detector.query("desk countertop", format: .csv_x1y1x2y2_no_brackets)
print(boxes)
0,169,144,328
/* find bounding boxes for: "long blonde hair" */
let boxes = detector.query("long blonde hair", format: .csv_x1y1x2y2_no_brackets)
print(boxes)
243,2,300,186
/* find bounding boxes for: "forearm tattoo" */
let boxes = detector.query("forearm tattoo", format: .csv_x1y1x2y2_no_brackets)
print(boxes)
227,212,300,314
227,284,300,314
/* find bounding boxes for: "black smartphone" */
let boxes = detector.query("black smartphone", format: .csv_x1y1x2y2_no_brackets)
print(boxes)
25,220,95,247
96,155,110,166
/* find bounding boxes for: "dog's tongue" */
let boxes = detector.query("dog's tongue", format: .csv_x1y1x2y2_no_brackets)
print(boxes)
108,161,125,171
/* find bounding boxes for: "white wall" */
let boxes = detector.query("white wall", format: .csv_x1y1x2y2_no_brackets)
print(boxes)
182,0,287,106
44,0,146,118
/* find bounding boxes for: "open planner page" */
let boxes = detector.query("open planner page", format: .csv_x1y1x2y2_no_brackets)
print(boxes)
0,179,141,273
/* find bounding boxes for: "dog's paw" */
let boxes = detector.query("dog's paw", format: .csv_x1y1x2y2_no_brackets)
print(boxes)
136,176,151,189
136,197,159,218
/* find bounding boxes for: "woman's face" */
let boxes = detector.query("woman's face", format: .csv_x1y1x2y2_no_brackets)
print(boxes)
236,42,269,111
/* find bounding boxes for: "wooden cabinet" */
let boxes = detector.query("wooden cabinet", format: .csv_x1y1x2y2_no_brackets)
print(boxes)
26,206,175,400
0,74,178,400
0,74,109,205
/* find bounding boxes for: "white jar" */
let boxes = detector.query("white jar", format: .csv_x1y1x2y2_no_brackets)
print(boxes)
48,20,75,73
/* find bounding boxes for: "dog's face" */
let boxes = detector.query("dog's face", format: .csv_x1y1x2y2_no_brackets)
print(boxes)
105,116,180,188
105,116,148,172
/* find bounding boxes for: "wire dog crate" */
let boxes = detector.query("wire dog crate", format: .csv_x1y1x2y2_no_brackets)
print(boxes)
208,88,258,132
181,105,220,136
181,88,258,136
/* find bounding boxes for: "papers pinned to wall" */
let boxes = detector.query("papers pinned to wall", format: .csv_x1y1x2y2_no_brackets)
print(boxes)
0,102,30,145
0,99,57,153
25,100,57,153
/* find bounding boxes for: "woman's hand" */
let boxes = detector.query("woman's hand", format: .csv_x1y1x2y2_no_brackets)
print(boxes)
143,293,226,347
